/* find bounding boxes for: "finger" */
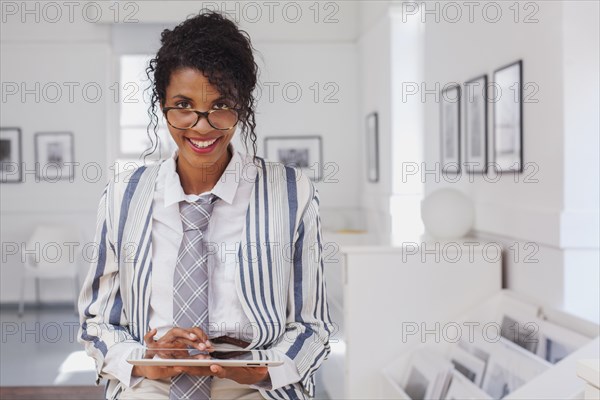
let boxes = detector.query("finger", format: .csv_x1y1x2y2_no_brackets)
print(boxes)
151,340,186,350
183,327,212,350
156,350,179,359
144,328,157,342
167,341,189,349
162,327,200,343
166,338,202,349
191,341,211,351
191,353,211,360
168,337,210,351
146,366,182,379
176,366,213,376
143,328,157,344
210,365,227,379
189,327,210,344
164,367,185,378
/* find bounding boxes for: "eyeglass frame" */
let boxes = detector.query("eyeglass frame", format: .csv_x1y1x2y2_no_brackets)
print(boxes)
162,106,241,131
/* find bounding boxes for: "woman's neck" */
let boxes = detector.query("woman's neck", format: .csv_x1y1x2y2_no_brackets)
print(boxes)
176,148,232,195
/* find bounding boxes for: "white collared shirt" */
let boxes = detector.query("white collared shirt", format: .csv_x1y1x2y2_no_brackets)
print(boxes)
150,142,255,342
102,141,300,391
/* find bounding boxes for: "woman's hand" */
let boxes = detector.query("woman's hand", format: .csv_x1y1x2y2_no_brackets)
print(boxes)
132,327,215,380
177,365,270,385
145,327,214,351
132,364,182,380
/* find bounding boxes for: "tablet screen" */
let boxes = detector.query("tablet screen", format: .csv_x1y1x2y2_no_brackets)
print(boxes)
127,348,284,367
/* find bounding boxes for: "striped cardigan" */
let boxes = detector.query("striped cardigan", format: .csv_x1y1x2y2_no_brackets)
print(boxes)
78,157,333,399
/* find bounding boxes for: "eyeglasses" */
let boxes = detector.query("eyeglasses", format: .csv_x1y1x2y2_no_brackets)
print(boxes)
162,107,240,130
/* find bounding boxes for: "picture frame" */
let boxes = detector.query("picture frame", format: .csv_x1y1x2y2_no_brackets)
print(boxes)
464,75,488,173
365,112,379,183
402,349,453,399
480,337,550,398
34,132,75,180
537,335,573,365
0,127,23,183
499,314,540,354
445,370,492,400
264,135,323,181
535,318,590,364
457,339,491,383
440,84,461,173
481,357,526,399
493,60,523,172
468,326,550,399
449,345,487,386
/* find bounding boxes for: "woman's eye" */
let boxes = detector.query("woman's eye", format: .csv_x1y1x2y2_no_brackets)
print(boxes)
213,102,231,110
175,101,191,109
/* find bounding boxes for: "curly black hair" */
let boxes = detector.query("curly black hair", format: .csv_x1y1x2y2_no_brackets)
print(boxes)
144,9,260,163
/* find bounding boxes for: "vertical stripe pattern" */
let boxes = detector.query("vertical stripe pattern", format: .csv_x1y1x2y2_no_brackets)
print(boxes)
78,157,333,399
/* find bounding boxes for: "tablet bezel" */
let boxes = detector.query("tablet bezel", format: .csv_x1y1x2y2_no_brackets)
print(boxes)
126,348,284,367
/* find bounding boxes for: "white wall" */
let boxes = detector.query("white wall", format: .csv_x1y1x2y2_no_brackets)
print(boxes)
560,1,600,322
390,5,425,244
422,1,565,214
99,1,361,41
251,43,361,231
2,2,597,323
0,2,363,302
1,21,112,302
356,2,428,246
563,1,600,217
419,1,599,322
357,6,393,244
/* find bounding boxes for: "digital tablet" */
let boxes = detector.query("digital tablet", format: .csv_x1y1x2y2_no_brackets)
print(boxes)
127,348,284,367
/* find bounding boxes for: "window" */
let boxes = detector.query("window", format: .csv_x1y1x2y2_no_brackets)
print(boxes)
115,55,175,174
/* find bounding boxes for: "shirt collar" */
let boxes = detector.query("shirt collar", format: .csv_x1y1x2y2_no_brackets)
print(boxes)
163,141,243,208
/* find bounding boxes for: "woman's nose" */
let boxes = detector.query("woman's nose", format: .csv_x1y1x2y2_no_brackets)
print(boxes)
190,114,214,133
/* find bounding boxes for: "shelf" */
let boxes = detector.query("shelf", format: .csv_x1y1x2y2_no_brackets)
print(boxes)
381,290,600,399
319,242,502,399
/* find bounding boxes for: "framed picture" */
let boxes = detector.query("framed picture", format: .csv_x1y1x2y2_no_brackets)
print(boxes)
499,314,540,354
480,337,550,398
264,135,322,181
481,358,525,399
365,112,379,183
440,84,461,173
464,75,488,173
35,132,75,180
0,127,23,183
457,339,491,383
493,60,523,172
402,349,453,399
535,319,590,364
445,370,492,400
466,325,550,399
449,345,487,386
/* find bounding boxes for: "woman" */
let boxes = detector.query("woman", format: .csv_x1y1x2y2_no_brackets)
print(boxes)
78,10,332,400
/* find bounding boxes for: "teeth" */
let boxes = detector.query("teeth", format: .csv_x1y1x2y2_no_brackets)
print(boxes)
189,138,218,148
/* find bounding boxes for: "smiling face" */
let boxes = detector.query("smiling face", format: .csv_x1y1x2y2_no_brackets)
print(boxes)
162,67,238,181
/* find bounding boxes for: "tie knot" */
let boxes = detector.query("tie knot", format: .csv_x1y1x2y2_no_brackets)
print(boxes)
180,194,217,232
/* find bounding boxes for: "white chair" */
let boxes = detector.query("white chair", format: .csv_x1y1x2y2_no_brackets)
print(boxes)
19,225,81,316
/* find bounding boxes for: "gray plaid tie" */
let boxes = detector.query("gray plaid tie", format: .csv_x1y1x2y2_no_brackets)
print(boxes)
170,194,217,400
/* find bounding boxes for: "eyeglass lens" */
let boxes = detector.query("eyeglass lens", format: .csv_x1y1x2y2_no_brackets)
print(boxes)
167,109,238,130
